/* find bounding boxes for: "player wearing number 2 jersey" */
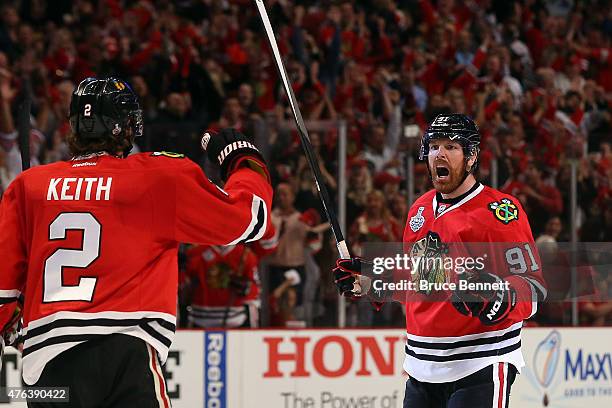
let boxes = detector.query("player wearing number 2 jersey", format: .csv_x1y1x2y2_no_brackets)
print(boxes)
0,77,273,407
334,114,546,408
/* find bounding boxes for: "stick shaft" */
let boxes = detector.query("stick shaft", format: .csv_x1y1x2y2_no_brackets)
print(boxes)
18,78,31,171
255,0,349,259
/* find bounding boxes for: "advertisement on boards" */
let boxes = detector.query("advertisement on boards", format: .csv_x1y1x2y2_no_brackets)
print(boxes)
226,330,407,408
1,328,611,407
512,328,612,407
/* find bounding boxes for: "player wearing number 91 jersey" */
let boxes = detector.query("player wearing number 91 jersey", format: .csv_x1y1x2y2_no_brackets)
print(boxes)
402,114,547,407
333,114,546,408
0,77,273,405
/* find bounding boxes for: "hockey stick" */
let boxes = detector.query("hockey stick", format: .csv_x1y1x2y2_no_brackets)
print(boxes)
254,0,350,260
18,78,32,171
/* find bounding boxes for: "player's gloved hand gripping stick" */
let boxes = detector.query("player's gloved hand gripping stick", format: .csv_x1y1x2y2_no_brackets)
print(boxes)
333,258,395,309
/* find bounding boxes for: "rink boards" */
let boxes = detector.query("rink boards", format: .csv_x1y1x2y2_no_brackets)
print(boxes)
1,327,611,407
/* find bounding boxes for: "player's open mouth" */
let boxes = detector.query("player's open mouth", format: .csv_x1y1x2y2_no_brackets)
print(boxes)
435,166,450,179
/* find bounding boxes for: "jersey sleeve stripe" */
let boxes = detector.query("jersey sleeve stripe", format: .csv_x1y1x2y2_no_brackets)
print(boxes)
0,289,22,302
521,276,547,300
226,194,267,245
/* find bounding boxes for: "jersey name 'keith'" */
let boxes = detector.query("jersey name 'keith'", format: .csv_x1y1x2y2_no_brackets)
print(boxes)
47,177,113,201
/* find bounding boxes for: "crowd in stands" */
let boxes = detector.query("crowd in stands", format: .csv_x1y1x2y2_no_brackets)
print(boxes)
0,0,610,326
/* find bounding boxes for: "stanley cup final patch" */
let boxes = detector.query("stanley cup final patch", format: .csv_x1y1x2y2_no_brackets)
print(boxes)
489,198,519,224
409,206,426,232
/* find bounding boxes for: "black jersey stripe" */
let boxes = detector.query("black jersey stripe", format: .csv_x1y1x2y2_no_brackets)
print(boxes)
406,328,521,350
24,317,175,341
244,199,265,242
139,322,173,348
405,341,522,362
23,333,102,357
22,326,173,358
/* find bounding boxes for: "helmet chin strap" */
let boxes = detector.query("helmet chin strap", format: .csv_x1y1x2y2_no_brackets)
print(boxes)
458,157,474,186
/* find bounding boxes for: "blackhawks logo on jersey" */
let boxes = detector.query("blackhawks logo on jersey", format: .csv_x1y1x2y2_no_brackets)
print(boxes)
409,231,450,295
489,198,519,225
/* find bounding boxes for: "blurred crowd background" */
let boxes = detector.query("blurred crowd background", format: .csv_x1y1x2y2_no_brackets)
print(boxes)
0,0,610,327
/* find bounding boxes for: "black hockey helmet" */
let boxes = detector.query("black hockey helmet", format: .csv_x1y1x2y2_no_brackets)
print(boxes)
419,113,480,171
69,77,143,142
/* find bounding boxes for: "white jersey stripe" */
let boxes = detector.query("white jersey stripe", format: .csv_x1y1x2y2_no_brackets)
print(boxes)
406,321,522,343
407,336,521,357
522,276,547,299
226,194,267,245
20,311,176,385
433,183,484,219
22,310,175,334
0,289,21,298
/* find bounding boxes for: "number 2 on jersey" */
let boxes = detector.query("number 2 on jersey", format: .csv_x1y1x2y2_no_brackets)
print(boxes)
43,212,100,302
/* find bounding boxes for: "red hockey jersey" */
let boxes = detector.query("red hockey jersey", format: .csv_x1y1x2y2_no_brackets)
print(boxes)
402,182,546,383
185,244,260,328
0,152,273,384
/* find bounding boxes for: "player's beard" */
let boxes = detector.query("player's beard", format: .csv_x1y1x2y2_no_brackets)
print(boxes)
430,160,468,195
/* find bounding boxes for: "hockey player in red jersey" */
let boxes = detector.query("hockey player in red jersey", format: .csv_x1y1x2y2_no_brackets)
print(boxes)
334,114,546,408
0,77,273,407
184,238,277,329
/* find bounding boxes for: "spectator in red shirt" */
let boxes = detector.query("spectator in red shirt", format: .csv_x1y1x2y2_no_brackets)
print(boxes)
522,162,563,235
349,189,402,256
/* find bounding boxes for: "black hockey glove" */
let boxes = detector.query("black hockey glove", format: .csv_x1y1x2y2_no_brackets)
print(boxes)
334,258,366,298
333,258,391,309
451,272,517,326
229,275,251,297
201,128,268,181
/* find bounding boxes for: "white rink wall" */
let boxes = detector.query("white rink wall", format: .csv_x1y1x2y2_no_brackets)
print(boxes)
1,328,611,407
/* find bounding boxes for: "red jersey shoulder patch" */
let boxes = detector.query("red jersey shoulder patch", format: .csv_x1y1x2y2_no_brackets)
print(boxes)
488,197,520,225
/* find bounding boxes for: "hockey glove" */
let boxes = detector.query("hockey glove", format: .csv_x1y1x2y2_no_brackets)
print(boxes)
0,305,23,370
201,128,269,182
333,258,391,309
229,275,251,297
451,273,517,326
